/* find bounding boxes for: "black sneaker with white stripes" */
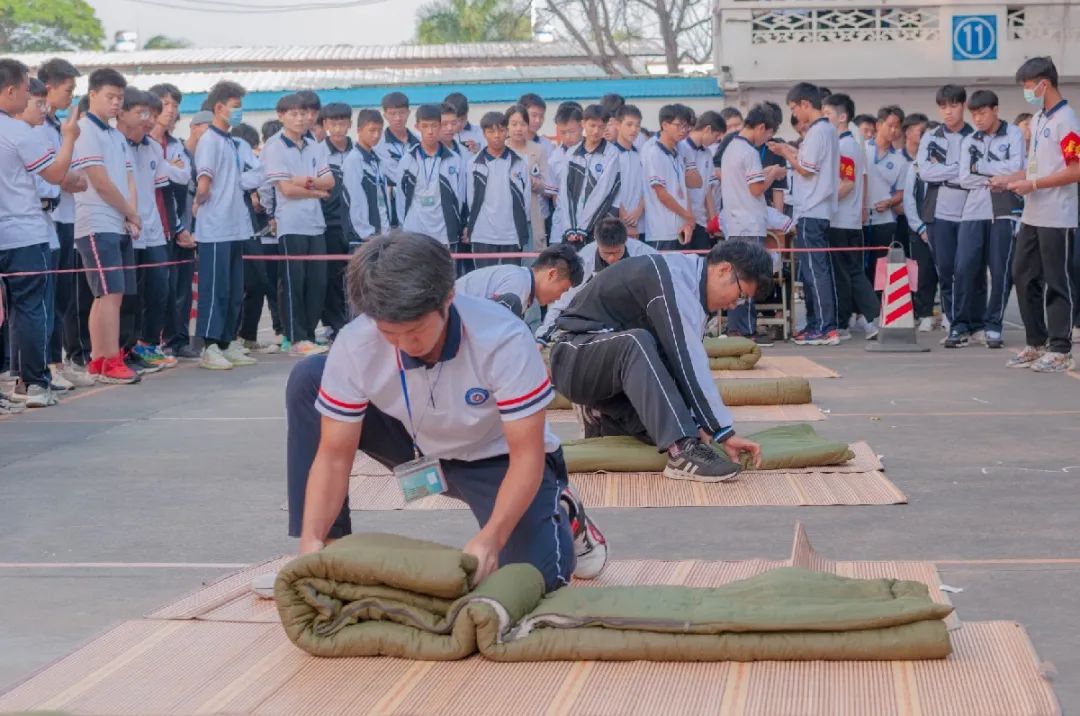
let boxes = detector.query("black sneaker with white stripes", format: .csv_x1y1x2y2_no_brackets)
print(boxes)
663,438,741,483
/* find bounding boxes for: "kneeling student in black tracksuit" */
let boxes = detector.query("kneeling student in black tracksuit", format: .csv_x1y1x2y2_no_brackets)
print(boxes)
548,240,771,482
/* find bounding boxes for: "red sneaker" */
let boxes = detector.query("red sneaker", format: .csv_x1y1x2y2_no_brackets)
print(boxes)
98,352,138,385
87,357,104,378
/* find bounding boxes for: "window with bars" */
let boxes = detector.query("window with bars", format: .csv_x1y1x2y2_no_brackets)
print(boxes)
750,7,940,44
1006,7,1025,39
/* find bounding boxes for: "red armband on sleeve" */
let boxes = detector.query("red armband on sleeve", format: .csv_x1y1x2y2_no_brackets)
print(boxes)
1060,132,1080,164
839,155,856,181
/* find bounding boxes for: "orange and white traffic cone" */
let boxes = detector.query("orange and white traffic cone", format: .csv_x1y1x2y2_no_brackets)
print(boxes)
866,243,929,353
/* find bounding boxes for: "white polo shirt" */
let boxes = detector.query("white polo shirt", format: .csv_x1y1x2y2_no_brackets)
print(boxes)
72,112,132,238
792,117,839,221
678,136,716,226
0,112,55,251
1023,100,1080,229
457,122,485,153
456,264,534,308
865,142,908,226
316,294,560,461
720,134,767,238
614,141,648,235
643,138,687,244
127,137,169,248
833,130,865,231
37,117,74,225
261,130,331,238
194,125,253,243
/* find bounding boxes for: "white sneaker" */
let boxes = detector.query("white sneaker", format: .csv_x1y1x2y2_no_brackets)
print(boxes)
61,362,96,388
222,344,257,366
0,395,25,414
851,315,872,333
289,340,329,357
228,339,251,355
251,571,277,599
242,339,279,354
199,344,234,370
941,316,950,332
560,485,609,580
49,366,75,391
14,383,57,408
837,329,852,341
864,319,880,341
918,317,934,333
970,330,987,346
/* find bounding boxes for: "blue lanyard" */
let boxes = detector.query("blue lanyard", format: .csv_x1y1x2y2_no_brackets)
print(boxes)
396,352,445,458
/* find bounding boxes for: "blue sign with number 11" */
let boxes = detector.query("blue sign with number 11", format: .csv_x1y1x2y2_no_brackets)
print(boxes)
953,15,997,61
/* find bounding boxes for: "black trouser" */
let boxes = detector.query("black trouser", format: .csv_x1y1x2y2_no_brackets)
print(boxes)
928,219,961,326
864,222,897,286
137,245,171,345
62,225,94,367
908,230,939,320
549,331,698,451
238,239,272,343
0,243,50,388
163,243,196,351
278,233,327,343
690,224,713,251
828,227,879,327
50,222,76,364
1012,224,1075,354
320,225,350,335
263,242,283,336
471,241,520,268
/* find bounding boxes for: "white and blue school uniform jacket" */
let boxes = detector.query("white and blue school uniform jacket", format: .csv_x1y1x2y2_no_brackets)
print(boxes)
342,144,390,241
465,146,529,248
316,293,560,460
552,139,621,242
958,120,1025,222
917,122,975,222
399,143,467,246
375,127,418,227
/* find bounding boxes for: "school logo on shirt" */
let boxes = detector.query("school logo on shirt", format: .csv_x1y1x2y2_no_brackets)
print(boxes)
1043,128,1052,139
886,161,895,170
594,163,604,174
465,388,490,406
999,143,1009,154
448,165,457,175
150,160,157,170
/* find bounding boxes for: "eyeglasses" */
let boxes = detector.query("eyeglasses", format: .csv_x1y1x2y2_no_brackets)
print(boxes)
733,273,750,306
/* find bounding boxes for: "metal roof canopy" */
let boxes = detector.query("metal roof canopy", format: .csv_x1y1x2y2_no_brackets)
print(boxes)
180,76,723,112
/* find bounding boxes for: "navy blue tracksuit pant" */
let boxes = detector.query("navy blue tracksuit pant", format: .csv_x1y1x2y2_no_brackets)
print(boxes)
196,239,245,348
929,219,961,326
795,217,837,333
953,219,1015,335
0,242,50,388
284,354,575,592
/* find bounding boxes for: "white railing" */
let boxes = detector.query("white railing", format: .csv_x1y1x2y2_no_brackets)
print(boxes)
750,7,940,44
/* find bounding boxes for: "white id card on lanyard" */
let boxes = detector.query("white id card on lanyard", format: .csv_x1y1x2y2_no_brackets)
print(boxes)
418,155,440,208
392,353,448,503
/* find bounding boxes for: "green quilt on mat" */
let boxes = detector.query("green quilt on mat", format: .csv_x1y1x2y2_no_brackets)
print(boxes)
275,533,953,662
715,377,812,406
704,336,762,370
561,424,855,473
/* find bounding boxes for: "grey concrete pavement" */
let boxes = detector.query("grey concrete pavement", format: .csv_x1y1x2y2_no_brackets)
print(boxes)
1,327,1078,707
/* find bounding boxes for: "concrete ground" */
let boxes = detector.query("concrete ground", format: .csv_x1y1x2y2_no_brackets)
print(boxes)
1,321,1078,710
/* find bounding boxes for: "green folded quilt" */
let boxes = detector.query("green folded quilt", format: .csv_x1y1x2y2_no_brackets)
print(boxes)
717,377,812,405
561,424,855,473
704,336,762,370
276,533,953,662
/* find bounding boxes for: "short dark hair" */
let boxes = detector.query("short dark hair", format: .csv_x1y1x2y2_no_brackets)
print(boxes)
1014,112,1033,125
876,105,905,124
318,102,351,123
901,112,929,132
556,100,583,114
555,104,583,125
935,84,966,106
817,86,832,100
853,114,876,127
785,82,821,109
967,90,999,112
28,78,46,98
480,111,507,131
356,108,383,129
823,93,855,123
695,110,725,133
599,93,625,115
295,90,320,111
533,243,585,287
145,92,162,114
439,101,458,117
122,87,149,111
1015,56,1058,88
744,103,779,132
444,91,468,117
518,93,546,111
206,80,245,111
616,104,641,121
381,91,409,110
346,231,456,321
261,119,283,142
37,58,80,86
658,103,693,126
505,103,529,125
582,104,611,123
763,102,783,125
415,104,442,123
275,93,304,114
0,60,28,93
148,82,181,104
88,67,126,93
231,123,259,149
720,107,743,124
707,240,774,301
594,216,628,248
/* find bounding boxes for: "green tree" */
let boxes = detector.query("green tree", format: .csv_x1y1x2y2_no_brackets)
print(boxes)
416,0,532,44
144,34,192,50
0,0,105,52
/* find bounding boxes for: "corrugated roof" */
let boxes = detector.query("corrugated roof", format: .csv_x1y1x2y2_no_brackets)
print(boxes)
12,40,665,71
